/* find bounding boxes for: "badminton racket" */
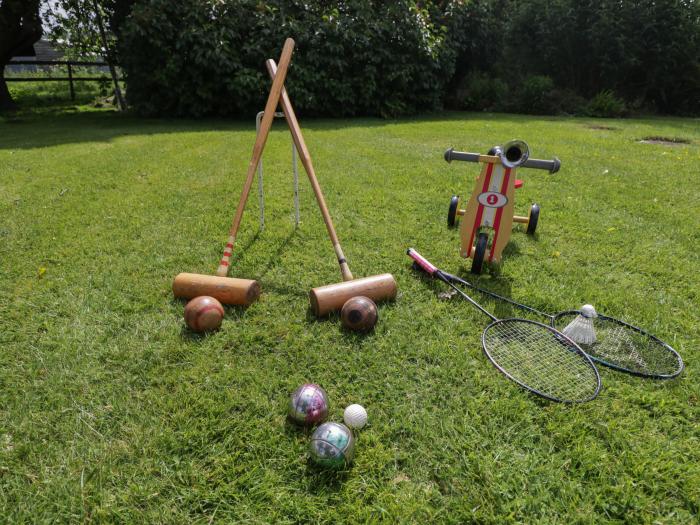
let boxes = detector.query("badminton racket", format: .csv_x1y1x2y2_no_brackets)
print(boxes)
408,248,601,403
408,250,684,379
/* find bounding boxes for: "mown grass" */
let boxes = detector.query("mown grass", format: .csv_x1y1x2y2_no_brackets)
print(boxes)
0,103,698,523
6,77,119,111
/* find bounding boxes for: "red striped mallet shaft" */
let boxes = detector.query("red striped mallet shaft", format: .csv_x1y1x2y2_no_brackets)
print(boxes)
216,37,296,277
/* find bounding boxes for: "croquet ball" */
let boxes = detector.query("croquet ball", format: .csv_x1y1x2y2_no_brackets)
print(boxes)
288,383,329,426
340,296,378,332
184,296,224,332
309,422,355,469
343,404,368,430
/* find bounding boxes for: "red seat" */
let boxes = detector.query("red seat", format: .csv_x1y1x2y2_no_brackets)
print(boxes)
514,179,524,189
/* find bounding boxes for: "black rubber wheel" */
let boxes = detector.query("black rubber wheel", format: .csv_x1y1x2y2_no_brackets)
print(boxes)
471,232,488,274
447,195,460,227
526,204,540,235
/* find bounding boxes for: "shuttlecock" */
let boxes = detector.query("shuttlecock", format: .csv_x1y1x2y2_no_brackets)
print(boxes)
562,304,598,345
343,404,368,430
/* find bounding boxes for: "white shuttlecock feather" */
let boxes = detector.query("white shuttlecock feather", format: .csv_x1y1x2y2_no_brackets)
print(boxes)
562,304,598,345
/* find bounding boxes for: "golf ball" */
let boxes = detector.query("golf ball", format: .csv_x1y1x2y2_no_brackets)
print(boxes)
309,422,355,469
288,383,329,426
343,404,368,429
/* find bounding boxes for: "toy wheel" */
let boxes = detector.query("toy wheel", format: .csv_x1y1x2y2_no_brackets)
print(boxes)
448,195,460,227
526,204,540,235
471,232,488,274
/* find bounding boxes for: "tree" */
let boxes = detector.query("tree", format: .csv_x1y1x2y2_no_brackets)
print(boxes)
47,0,136,58
47,0,134,109
0,0,42,112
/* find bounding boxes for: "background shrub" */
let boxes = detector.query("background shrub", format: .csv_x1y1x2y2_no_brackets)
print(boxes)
117,0,700,117
119,0,453,117
587,90,628,118
508,75,557,115
458,71,508,111
504,0,700,116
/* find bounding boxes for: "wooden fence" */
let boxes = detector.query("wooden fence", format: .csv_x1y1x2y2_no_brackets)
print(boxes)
5,60,115,101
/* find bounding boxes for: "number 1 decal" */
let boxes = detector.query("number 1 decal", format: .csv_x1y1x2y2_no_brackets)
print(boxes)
477,191,508,208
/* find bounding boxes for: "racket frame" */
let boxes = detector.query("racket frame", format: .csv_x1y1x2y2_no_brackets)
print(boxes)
408,248,602,402
482,317,602,403
409,251,683,379
552,311,684,379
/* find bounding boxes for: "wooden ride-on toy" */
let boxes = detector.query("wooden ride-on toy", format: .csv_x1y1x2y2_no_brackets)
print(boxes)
444,140,560,273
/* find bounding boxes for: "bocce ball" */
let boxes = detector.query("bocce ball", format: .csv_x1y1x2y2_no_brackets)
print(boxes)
340,296,378,332
288,383,329,426
309,422,355,469
184,295,224,332
343,404,368,430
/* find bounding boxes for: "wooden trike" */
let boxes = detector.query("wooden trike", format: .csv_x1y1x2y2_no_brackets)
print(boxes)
444,140,560,273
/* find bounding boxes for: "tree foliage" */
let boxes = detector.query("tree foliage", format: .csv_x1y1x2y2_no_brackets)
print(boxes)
8,0,698,116
45,0,136,60
118,0,700,117
506,0,700,115
119,0,453,117
0,0,42,111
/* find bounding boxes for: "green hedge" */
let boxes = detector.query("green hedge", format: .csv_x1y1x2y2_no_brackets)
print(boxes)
120,0,453,117
118,0,700,117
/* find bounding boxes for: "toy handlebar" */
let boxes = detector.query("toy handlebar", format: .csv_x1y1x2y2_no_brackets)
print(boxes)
444,148,561,174
520,157,561,173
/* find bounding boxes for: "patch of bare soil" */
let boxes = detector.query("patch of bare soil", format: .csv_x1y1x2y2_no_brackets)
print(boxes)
639,136,690,146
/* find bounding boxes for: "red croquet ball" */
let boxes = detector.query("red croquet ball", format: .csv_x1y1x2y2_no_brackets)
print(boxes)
184,296,224,332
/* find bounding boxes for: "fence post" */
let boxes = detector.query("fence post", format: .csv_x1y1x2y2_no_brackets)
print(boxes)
67,63,75,101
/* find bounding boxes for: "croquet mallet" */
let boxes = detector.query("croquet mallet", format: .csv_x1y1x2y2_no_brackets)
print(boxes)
265,58,397,316
172,38,296,305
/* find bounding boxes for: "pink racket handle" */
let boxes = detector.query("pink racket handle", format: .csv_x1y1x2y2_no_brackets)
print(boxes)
407,248,438,276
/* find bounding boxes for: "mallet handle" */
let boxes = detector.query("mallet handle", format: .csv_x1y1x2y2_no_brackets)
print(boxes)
444,148,561,173
216,38,295,277
266,59,353,282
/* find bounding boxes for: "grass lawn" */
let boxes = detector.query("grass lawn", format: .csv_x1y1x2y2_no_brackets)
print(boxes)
1,101,699,523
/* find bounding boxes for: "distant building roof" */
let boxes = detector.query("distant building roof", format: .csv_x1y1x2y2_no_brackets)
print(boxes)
11,39,64,61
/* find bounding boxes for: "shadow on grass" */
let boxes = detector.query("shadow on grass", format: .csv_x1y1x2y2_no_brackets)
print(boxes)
407,255,522,321
0,106,578,151
177,302,254,342
304,464,350,492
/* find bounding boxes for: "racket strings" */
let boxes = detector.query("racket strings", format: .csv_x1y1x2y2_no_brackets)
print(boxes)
579,318,680,376
483,320,600,402
552,315,683,377
603,325,647,369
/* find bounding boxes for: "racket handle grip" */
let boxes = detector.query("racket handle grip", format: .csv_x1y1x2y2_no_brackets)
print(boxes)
407,248,438,276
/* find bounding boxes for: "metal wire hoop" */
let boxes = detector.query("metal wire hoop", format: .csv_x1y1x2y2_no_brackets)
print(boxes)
482,318,602,403
552,311,684,379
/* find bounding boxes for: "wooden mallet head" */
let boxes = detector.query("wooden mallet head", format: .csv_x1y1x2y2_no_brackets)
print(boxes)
173,272,260,306
309,273,397,317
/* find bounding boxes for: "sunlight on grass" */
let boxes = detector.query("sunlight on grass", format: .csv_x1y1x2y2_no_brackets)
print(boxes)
0,105,698,522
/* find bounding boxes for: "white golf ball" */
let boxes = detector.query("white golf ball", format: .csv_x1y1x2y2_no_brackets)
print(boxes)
343,404,368,429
